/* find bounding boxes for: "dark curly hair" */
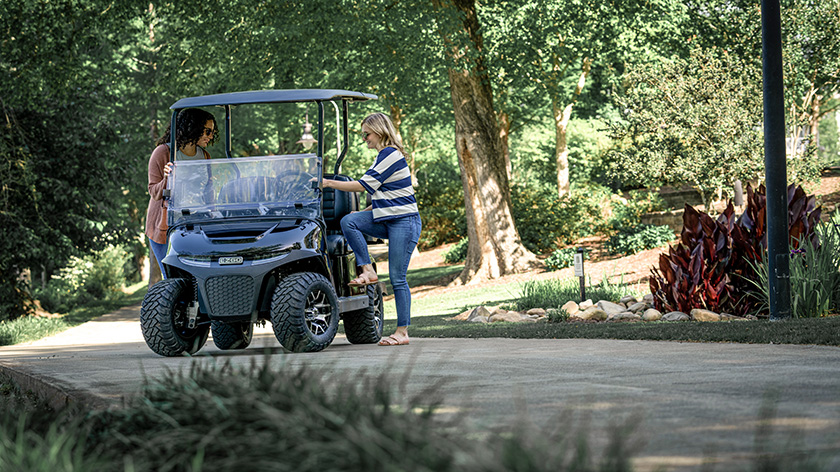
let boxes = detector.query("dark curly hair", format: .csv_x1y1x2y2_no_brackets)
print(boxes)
156,108,219,148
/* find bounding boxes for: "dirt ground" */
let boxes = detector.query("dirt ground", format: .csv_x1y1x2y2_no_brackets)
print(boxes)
405,171,840,301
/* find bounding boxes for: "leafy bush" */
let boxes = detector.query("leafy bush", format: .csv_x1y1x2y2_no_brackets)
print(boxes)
415,156,466,249
544,248,588,271
546,308,571,323
511,182,607,254
34,245,128,313
650,184,822,315
747,215,840,318
442,238,469,264
608,191,667,229
607,224,675,256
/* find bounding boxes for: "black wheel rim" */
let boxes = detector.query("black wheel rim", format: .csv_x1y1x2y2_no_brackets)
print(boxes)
305,289,333,336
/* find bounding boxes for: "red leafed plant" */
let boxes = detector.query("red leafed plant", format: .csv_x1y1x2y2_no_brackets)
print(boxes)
650,183,821,315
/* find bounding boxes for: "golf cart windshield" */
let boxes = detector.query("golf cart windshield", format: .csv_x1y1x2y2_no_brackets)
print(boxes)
168,154,320,227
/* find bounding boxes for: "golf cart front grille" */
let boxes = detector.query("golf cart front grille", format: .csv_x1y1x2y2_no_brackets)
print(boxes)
206,275,254,316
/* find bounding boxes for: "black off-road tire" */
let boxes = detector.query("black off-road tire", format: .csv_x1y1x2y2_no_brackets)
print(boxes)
140,278,209,357
271,272,339,353
211,321,254,350
343,283,384,344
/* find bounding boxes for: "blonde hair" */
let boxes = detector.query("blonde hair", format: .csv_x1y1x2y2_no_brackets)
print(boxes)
361,113,409,158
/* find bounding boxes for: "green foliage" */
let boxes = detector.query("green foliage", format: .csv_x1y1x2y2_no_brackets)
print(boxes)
607,48,765,210
415,153,467,250
819,112,840,167
544,248,588,272
33,246,129,314
546,308,571,323
607,224,675,256
747,215,840,318
442,238,469,264
82,360,638,472
511,182,607,254
516,275,639,312
608,191,667,229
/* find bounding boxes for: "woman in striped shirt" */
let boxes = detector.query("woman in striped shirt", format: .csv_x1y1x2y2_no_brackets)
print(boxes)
322,113,421,346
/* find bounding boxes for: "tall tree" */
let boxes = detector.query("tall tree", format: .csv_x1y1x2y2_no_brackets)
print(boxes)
484,0,690,196
434,0,539,282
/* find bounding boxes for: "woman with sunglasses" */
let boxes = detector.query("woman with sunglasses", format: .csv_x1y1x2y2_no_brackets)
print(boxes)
144,108,218,278
322,113,421,346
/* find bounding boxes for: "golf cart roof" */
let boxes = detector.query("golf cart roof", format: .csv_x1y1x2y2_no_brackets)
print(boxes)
170,89,378,109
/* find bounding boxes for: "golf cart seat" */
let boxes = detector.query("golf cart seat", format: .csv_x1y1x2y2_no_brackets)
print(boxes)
323,174,359,255
218,176,274,203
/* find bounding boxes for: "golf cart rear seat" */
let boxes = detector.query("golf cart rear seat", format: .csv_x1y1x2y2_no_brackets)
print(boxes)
323,174,359,255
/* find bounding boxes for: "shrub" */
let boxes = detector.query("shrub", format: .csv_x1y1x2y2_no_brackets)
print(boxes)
607,224,675,256
415,156,466,249
544,248,588,271
608,191,667,229
511,182,607,254
747,216,840,318
442,238,469,264
650,184,822,315
34,245,129,313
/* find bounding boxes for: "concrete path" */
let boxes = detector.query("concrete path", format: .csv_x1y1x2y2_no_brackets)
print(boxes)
2,305,840,472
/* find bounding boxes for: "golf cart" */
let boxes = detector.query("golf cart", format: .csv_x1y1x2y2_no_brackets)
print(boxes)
140,89,384,356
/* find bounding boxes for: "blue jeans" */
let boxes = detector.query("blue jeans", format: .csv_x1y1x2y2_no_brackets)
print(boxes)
149,239,168,279
341,212,421,327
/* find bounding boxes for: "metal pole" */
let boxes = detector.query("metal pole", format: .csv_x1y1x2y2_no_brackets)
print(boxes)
762,0,791,319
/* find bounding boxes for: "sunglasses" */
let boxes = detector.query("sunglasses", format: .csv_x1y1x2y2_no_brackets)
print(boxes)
203,127,215,137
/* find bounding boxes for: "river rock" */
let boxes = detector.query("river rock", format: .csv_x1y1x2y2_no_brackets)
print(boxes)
467,306,491,323
643,294,654,304
627,302,648,313
579,299,594,310
619,295,638,305
490,310,526,323
578,307,608,321
662,311,690,321
608,312,642,321
597,300,626,315
690,308,720,322
526,308,547,316
642,308,662,321
561,300,580,315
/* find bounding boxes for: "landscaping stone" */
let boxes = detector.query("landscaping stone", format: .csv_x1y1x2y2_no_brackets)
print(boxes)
579,299,594,310
619,295,638,305
642,308,662,321
627,302,648,313
608,312,642,321
489,310,526,323
467,306,491,323
690,308,721,322
560,301,580,315
597,300,626,315
643,294,654,304
526,308,547,316
662,311,690,321
720,313,747,321
578,307,608,321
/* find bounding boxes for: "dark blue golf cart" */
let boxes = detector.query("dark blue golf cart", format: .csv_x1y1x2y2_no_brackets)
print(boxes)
140,89,384,356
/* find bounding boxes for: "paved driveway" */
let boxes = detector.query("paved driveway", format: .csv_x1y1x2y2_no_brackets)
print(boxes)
2,304,840,472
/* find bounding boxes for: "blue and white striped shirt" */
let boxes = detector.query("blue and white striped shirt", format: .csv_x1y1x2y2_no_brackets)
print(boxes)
358,146,419,222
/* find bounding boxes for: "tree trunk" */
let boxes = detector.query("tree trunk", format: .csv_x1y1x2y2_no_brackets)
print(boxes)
553,57,591,198
442,0,538,284
498,110,512,180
